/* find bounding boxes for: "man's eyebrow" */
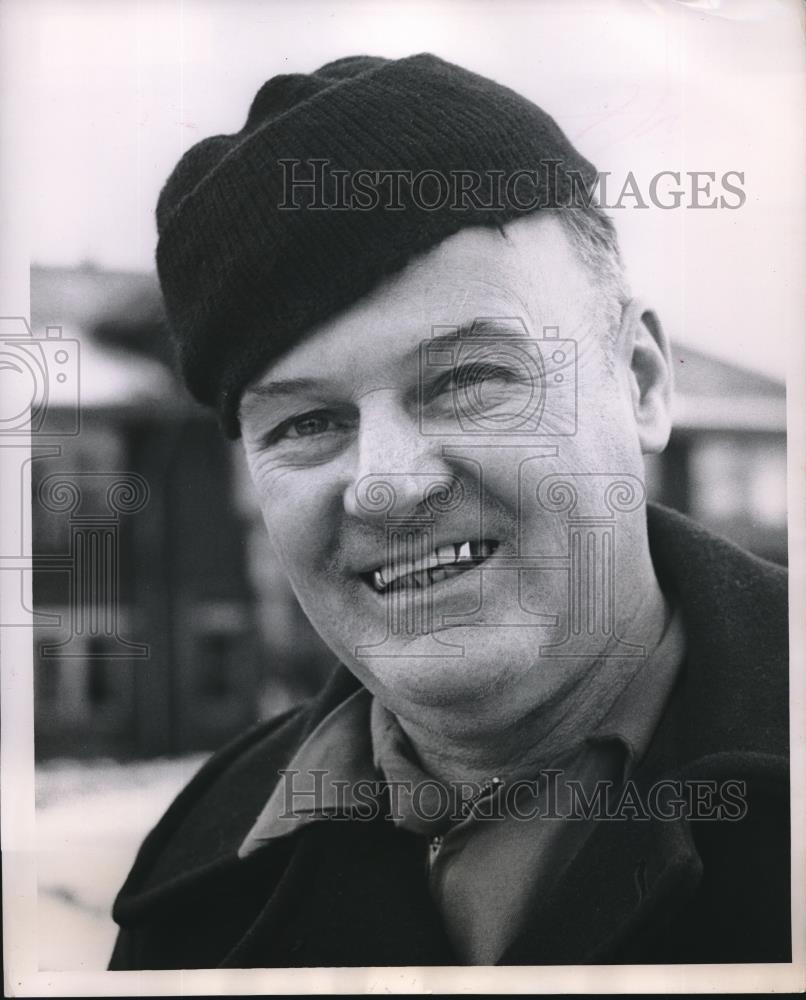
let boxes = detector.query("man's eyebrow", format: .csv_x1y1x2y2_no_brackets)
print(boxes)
241,376,328,401
417,317,532,354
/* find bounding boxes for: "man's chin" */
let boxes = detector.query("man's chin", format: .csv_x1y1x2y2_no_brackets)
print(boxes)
343,626,566,711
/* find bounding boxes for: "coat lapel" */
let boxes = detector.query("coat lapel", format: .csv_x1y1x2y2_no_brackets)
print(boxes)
220,818,457,967
499,810,703,965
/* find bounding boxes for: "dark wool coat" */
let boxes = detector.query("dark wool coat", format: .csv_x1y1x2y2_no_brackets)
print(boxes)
109,504,790,968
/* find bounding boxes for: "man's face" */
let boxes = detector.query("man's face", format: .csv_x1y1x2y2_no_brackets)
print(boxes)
240,214,657,731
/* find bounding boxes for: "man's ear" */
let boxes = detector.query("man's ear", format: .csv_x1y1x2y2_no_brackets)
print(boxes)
616,299,673,455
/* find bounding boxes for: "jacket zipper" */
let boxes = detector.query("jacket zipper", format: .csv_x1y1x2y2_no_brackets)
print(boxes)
429,776,503,862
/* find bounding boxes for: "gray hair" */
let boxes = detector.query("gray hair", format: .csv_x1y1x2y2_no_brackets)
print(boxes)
553,205,631,357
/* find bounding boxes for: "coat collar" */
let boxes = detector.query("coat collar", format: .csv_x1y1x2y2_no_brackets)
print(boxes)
643,502,788,770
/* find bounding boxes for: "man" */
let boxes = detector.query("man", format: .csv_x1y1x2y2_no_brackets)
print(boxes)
109,54,789,968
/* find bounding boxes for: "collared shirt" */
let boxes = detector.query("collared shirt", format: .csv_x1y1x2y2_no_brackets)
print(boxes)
239,608,686,964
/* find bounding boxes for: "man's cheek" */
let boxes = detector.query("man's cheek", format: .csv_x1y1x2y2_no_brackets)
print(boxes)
263,486,337,576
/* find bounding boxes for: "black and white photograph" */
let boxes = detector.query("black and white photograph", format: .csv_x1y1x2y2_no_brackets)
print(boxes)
1,0,804,994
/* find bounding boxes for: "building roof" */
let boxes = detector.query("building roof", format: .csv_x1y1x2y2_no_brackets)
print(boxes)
30,264,179,410
670,345,785,432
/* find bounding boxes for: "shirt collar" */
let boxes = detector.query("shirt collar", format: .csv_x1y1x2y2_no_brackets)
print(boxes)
586,604,686,777
238,686,377,858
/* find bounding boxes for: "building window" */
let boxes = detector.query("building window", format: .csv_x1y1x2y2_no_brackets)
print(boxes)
197,632,235,699
85,640,110,707
688,434,787,531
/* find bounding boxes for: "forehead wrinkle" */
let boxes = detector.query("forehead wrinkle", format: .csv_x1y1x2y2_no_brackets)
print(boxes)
432,277,536,339
351,380,407,405
432,232,547,336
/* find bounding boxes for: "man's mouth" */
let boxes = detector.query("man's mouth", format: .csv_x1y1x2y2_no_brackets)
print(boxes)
363,539,500,594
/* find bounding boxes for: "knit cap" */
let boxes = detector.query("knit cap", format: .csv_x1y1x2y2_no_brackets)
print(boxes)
155,53,597,436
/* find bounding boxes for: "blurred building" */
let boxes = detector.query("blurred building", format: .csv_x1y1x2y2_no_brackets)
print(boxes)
26,265,787,760
645,348,787,565
28,264,333,761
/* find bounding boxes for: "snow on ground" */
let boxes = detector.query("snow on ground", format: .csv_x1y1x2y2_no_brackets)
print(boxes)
35,754,208,971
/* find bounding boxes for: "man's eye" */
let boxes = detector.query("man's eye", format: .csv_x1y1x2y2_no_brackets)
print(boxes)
454,363,519,387
262,409,354,449
426,363,526,402
286,413,333,438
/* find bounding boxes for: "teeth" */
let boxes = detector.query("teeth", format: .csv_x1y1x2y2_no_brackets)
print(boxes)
470,541,493,559
436,545,456,565
370,539,497,592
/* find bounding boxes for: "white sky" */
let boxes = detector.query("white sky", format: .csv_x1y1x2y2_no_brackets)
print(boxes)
11,0,806,378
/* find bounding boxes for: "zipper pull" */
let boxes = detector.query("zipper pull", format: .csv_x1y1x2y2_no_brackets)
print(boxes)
460,776,503,818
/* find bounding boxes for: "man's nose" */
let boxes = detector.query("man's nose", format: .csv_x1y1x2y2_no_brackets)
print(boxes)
342,395,452,524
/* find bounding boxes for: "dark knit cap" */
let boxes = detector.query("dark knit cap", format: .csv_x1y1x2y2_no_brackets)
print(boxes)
155,53,597,437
